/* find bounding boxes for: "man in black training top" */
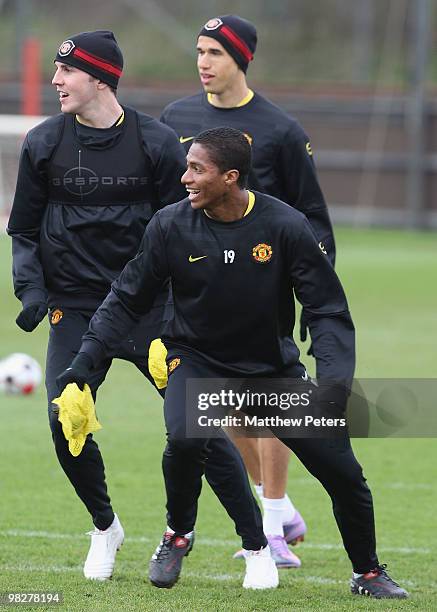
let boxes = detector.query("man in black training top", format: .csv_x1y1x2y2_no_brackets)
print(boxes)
161,14,334,566
8,31,274,587
57,127,408,599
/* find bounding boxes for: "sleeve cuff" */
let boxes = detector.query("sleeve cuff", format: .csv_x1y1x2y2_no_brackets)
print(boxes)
21,288,48,308
79,339,106,369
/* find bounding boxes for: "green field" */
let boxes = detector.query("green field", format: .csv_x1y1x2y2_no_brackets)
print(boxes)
0,228,436,611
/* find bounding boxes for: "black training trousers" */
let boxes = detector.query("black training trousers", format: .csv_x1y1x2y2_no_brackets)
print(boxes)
45,307,265,550
162,350,378,573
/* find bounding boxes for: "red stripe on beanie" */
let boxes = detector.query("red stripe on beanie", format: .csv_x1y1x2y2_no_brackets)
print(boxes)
73,48,122,77
220,25,253,62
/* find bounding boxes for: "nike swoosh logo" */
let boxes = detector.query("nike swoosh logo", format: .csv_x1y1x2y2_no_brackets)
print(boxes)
188,255,207,263
180,136,194,144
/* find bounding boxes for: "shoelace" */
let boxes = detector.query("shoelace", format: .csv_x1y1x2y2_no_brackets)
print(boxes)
373,564,401,587
154,534,176,562
86,529,105,536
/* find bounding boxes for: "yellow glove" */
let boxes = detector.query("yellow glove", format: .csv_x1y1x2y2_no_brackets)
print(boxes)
148,338,168,389
52,383,102,457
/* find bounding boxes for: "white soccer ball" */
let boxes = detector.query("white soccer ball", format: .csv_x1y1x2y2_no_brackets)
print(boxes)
0,353,42,395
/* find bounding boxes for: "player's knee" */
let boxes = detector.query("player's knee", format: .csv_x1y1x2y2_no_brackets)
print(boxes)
332,460,368,495
164,436,208,458
344,463,367,490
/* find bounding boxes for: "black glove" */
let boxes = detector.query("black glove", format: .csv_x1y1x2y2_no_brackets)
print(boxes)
16,302,47,332
299,310,314,357
56,353,94,394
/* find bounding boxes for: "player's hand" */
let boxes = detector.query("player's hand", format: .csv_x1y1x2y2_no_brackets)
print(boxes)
56,353,94,393
299,311,314,357
16,302,47,332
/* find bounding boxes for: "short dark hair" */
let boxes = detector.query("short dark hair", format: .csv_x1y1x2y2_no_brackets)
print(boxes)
193,127,251,188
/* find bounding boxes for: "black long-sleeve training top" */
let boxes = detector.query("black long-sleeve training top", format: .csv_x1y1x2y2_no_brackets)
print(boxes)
80,192,354,386
8,105,187,311
161,91,336,265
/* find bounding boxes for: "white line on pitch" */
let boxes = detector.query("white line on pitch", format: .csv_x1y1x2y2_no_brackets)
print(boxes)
293,478,433,491
0,565,417,589
388,482,433,490
0,530,430,555
0,564,81,573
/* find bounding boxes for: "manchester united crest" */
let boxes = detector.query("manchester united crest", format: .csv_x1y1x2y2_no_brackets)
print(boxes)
252,243,273,263
204,18,223,30
168,357,181,374
58,40,75,57
51,309,63,325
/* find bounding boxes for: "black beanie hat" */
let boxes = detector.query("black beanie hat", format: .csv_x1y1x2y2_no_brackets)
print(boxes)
55,30,123,90
198,15,257,74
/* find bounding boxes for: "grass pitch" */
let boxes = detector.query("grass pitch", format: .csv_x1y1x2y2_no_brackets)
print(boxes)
0,228,436,611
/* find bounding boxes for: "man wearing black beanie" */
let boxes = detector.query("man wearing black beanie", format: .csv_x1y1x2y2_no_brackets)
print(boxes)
54,30,123,91
161,13,331,570
197,15,257,74
8,29,276,588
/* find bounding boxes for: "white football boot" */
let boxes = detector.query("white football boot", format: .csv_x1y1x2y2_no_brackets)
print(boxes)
243,545,279,589
83,513,124,580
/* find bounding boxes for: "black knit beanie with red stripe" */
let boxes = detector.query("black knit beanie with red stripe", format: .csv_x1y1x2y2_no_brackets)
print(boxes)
55,30,123,90
198,15,257,74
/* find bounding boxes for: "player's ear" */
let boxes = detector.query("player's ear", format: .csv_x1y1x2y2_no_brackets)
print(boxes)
96,79,109,90
224,169,239,186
